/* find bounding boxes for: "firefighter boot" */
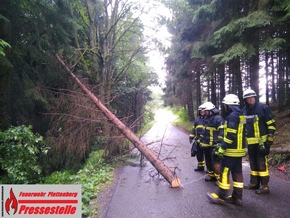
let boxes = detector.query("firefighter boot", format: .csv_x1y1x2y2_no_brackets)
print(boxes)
244,183,259,190
205,174,216,182
255,185,270,194
225,196,242,206
194,166,204,171
207,192,225,205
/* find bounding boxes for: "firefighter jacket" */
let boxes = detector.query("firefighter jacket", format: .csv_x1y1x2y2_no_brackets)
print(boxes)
200,113,224,147
243,102,276,145
189,116,205,143
221,105,247,157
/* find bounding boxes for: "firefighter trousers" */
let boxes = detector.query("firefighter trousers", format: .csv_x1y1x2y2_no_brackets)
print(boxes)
248,144,270,186
218,157,244,200
196,145,205,168
204,146,219,178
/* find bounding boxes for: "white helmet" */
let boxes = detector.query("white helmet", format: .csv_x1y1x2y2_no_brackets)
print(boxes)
222,94,240,105
243,89,256,99
198,103,205,111
202,102,216,110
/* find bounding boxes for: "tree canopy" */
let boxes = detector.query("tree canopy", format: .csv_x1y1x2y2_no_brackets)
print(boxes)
1,0,290,174
0,0,158,172
163,0,290,116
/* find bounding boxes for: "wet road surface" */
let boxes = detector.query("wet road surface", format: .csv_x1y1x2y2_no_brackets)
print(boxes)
104,109,290,218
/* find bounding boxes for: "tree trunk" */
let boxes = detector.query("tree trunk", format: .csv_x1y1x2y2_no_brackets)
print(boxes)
56,54,181,187
196,69,202,110
229,58,240,94
265,52,269,105
249,47,260,97
210,71,216,106
278,50,285,111
271,147,290,154
187,73,194,122
270,51,276,102
286,32,290,107
218,64,226,117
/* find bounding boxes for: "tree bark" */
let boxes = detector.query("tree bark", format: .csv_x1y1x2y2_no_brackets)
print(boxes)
265,52,269,105
56,54,181,187
187,73,194,122
196,69,201,109
271,147,290,154
270,51,276,102
218,64,226,117
249,46,260,97
278,50,285,111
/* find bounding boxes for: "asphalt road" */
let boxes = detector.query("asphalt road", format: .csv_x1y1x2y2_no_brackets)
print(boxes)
103,110,290,218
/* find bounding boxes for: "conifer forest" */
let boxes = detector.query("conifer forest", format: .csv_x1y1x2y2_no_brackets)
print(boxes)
1,0,290,182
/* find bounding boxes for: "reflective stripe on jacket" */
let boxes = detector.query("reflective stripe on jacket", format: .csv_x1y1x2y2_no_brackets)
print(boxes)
200,114,224,147
243,102,276,145
222,106,247,157
189,116,205,142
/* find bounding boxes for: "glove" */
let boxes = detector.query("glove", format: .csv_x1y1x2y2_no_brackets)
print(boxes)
215,147,225,159
189,136,194,144
267,134,274,146
191,141,198,157
215,143,221,148
258,138,270,155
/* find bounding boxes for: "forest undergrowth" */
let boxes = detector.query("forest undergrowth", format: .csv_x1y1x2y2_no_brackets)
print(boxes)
269,108,290,173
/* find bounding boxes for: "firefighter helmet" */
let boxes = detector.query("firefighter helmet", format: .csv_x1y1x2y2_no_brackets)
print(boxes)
203,102,216,110
243,89,257,99
198,103,205,111
222,94,240,105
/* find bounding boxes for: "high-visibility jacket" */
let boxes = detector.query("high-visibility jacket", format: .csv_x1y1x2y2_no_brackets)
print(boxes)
200,113,224,147
189,116,205,143
221,105,247,157
243,102,276,145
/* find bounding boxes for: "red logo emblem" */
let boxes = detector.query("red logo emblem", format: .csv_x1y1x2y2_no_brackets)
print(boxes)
5,188,18,215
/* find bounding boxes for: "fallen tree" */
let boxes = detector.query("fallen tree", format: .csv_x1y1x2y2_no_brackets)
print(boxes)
55,54,181,188
271,147,290,154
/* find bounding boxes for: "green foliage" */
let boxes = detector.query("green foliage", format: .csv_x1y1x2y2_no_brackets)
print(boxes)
269,154,290,167
192,3,214,23
1,0,155,161
213,43,256,63
42,170,74,184
43,150,113,217
168,107,192,131
208,11,272,48
235,11,272,34
137,119,155,138
285,2,290,19
191,41,204,58
90,136,106,151
177,107,189,121
273,0,290,21
0,125,48,183
261,37,286,52
0,39,11,56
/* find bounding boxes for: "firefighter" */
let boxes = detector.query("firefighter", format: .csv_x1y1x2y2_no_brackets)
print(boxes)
207,94,246,206
199,102,224,181
243,89,276,194
189,103,206,171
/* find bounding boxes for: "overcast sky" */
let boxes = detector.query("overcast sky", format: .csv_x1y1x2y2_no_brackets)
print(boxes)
138,0,172,86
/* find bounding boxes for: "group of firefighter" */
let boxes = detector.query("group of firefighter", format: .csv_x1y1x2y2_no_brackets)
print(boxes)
189,89,276,206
